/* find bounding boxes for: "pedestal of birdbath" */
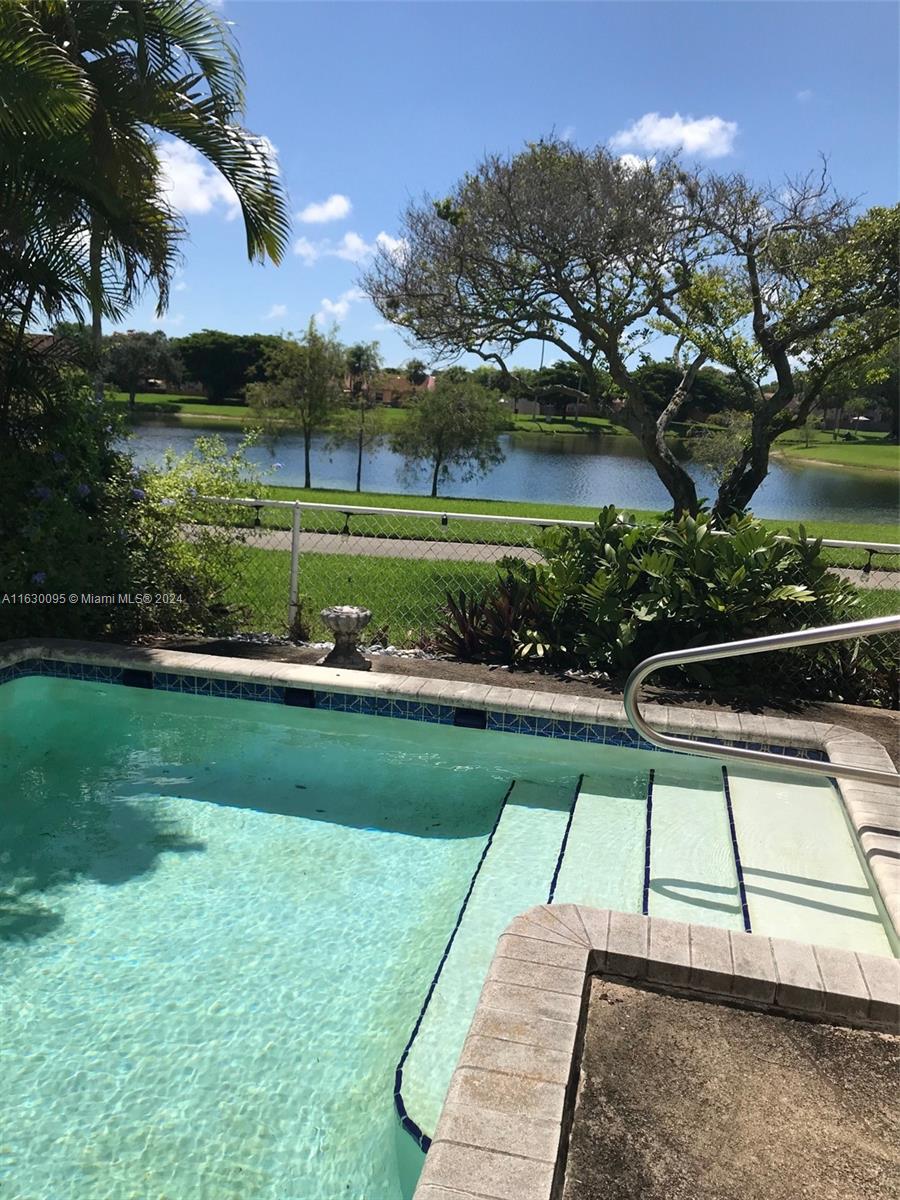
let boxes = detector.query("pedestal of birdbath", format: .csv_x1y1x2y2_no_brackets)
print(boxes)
319,605,373,670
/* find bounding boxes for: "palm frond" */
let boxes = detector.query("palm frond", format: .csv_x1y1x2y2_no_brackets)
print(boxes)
0,1,94,136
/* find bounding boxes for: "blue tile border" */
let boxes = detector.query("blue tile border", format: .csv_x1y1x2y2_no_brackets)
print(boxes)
0,656,828,762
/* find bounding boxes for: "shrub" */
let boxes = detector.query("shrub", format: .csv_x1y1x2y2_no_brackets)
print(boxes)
436,506,871,699
0,376,266,641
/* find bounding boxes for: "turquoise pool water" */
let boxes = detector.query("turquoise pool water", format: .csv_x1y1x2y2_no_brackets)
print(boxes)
0,677,893,1199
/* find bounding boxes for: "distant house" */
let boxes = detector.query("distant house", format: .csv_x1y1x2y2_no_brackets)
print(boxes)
357,371,436,406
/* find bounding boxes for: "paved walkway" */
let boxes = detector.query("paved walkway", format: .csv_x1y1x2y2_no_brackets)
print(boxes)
191,526,898,587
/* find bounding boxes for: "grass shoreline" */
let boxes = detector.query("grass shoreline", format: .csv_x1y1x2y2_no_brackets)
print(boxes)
255,483,898,542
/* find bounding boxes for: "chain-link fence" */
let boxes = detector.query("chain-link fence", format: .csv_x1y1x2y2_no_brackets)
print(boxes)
191,495,899,703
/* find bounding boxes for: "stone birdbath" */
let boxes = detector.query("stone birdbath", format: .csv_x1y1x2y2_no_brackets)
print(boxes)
319,605,373,671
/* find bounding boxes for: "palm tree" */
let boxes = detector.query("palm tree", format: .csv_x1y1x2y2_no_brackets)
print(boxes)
0,1,290,392
345,342,383,491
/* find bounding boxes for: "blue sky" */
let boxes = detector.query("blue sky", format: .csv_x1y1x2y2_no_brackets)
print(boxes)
122,0,899,369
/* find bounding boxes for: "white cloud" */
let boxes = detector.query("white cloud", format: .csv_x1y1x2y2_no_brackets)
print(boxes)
375,231,408,261
297,193,352,223
265,303,287,319
617,153,657,173
294,229,406,266
293,236,321,264
560,125,575,143
795,89,813,103
174,279,188,293
332,231,372,262
610,112,738,158
315,287,365,326
157,139,240,220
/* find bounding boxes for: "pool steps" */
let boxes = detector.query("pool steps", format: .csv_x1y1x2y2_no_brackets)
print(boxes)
398,778,578,1148
728,768,891,956
399,761,895,1145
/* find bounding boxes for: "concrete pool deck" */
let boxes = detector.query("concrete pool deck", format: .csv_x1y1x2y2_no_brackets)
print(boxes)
563,978,899,1200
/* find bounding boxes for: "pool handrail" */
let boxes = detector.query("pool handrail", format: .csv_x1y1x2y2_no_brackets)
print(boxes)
623,614,900,788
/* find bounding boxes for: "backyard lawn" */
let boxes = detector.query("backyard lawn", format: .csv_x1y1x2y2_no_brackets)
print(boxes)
216,485,899,569
774,437,900,471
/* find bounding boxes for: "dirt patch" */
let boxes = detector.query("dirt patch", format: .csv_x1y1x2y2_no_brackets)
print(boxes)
563,979,900,1200
140,635,900,767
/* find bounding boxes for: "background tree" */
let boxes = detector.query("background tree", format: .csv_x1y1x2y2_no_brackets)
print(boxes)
390,376,506,497
629,361,746,423
247,321,344,488
332,341,384,492
173,330,280,402
364,137,897,517
405,357,429,393
364,139,713,515
663,186,898,515
103,331,183,407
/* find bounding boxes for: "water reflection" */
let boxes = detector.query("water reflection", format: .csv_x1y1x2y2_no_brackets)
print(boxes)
125,421,899,524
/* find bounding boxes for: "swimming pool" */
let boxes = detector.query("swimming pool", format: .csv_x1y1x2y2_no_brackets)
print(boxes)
0,652,895,1199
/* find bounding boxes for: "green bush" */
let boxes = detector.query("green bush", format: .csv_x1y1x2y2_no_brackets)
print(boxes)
436,507,895,703
0,377,266,640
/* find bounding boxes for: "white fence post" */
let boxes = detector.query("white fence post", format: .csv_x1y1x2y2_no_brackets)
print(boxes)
288,503,302,630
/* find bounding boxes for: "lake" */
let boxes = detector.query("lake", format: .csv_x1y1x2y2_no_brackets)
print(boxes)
125,420,899,525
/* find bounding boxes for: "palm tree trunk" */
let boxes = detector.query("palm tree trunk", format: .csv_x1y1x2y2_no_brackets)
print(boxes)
430,454,442,498
89,216,104,402
304,427,312,489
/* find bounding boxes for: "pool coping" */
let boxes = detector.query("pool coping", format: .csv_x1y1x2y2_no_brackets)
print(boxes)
2,638,897,942
413,905,900,1200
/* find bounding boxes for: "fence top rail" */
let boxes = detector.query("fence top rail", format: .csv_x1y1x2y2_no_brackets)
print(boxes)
196,494,900,553
197,493,596,529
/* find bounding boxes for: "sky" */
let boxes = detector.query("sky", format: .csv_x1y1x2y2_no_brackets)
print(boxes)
120,0,900,369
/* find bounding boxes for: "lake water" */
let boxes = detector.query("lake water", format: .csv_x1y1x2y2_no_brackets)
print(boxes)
125,420,899,525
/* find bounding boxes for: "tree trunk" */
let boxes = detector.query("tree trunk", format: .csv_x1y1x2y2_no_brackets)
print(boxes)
832,400,844,441
129,389,136,409
89,216,104,403
639,420,700,517
712,416,771,519
303,428,312,489
355,401,364,492
430,454,442,498
607,350,701,518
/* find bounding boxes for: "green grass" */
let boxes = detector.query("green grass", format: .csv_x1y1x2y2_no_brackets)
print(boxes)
774,438,900,472
218,542,898,647
222,544,499,641
109,392,256,420
855,588,900,619
507,412,626,436
210,484,898,567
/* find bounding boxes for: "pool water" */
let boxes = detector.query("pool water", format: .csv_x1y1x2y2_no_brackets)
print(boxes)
0,678,893,1199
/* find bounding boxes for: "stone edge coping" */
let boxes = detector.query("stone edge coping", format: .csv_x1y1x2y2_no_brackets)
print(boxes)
2,638,898,937
413,905,900,1200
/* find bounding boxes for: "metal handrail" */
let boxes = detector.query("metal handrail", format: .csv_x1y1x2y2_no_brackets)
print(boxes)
624,614,900,788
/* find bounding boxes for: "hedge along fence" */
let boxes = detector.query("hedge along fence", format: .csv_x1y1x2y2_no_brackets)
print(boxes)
193,495,899,702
